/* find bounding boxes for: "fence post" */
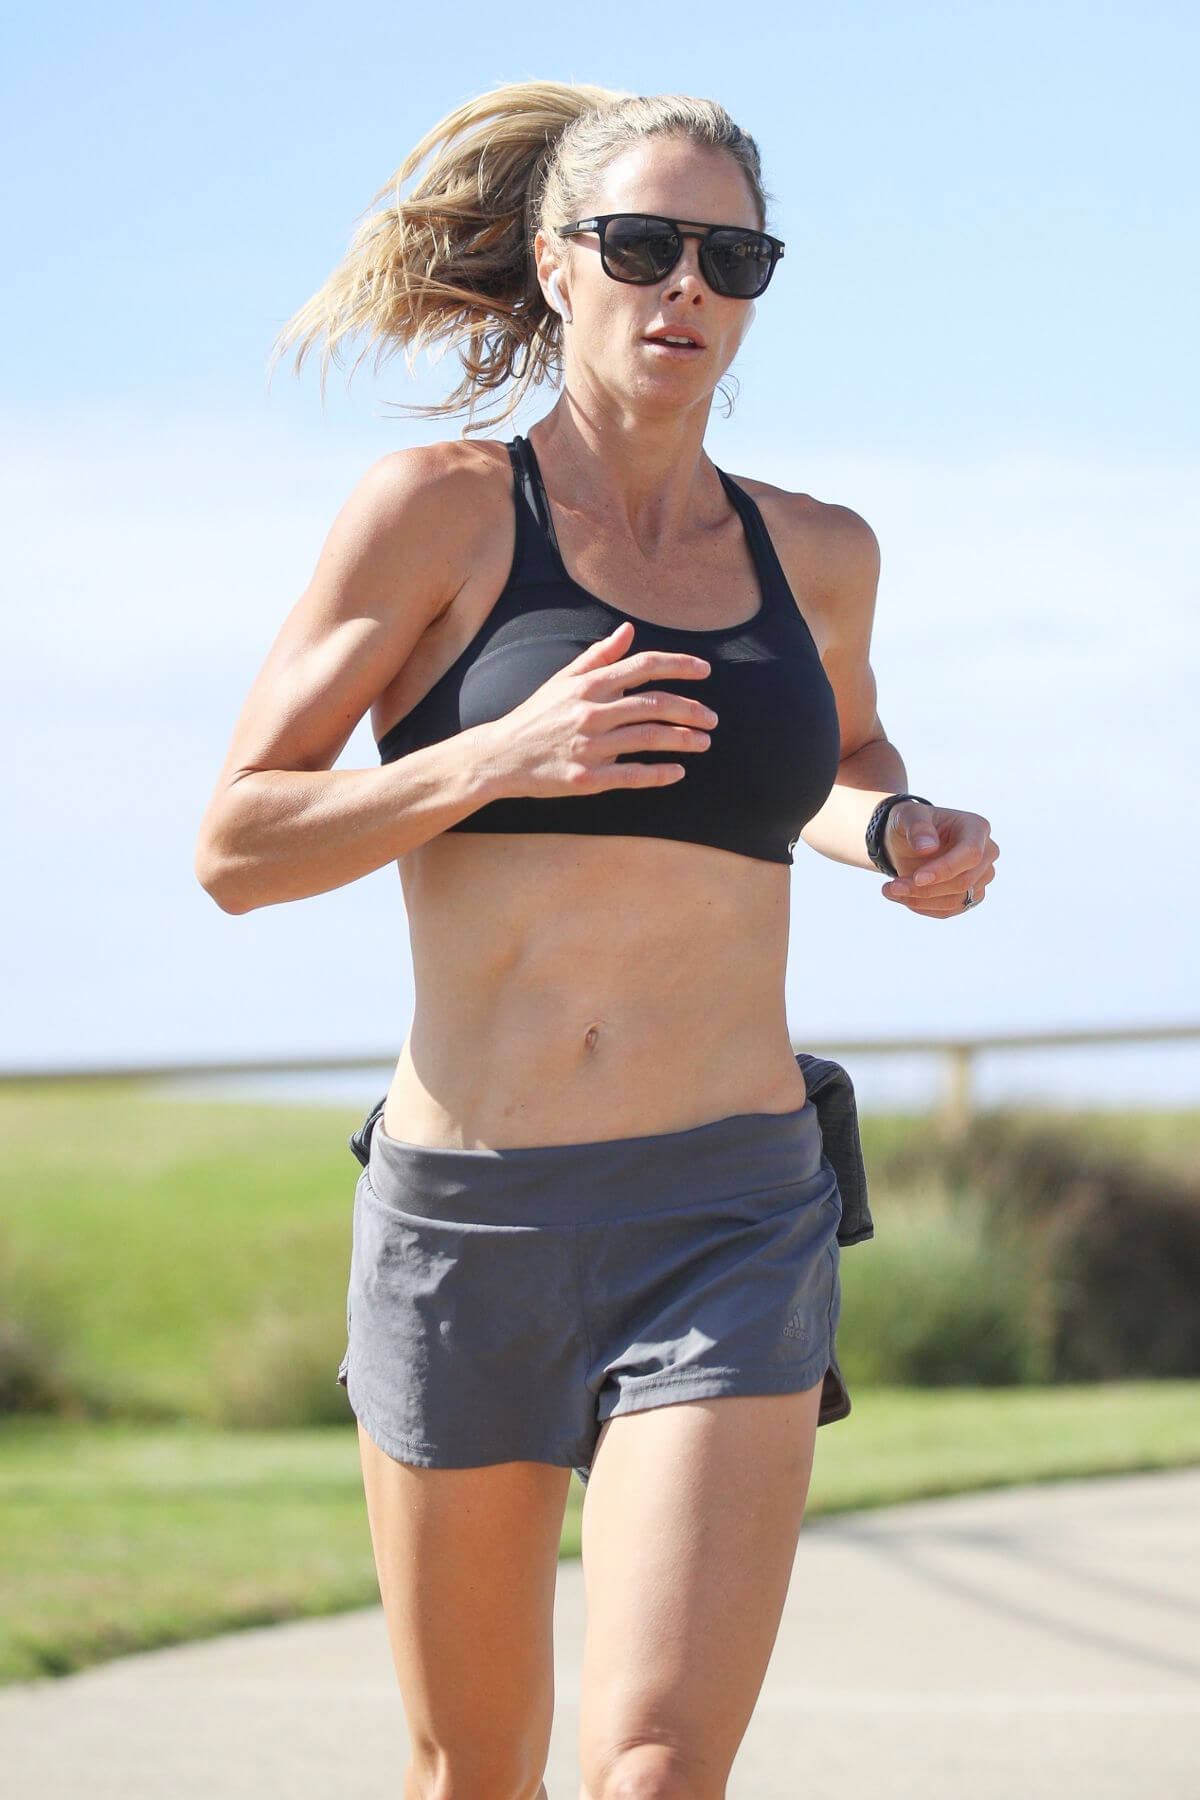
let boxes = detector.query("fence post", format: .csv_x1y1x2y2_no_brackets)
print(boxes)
940,1043,974,1140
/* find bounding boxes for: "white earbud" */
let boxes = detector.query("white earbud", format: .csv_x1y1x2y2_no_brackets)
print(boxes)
547,269,572,323
734,300,757,348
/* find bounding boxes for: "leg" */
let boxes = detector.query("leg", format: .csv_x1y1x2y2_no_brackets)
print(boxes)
357,1420,574,1800
576,1378,826,1800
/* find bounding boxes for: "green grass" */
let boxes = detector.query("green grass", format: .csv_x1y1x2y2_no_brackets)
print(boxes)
3,1383,1198,1687
0,1422,373,1684
0,1082,365,1423
806,1379,1200,1510
2,1081,1198,1687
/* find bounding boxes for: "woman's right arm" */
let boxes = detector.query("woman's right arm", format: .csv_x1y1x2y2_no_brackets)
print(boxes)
193,444,512,914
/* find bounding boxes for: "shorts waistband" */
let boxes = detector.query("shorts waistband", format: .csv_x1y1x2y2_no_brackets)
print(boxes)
364,1097,829,1226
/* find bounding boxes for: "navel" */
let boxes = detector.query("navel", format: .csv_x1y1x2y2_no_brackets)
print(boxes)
583,1023,601,1051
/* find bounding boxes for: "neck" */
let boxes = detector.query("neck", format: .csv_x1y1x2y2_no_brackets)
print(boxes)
528,388,722,552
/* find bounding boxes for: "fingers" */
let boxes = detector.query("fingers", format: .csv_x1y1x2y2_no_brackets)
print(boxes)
606,721,714,761
569,623,715,690
569,619,636,670
883,862,995,915
889,833,999,898
603,689,720,732
882,808,998,918
886,807,995,887
896,879,992,913
886,857,988,899
590,645,715,692
590,704,715,785
585,683,720,779
610,760,689,785
526,630,720,797
908,848,983,888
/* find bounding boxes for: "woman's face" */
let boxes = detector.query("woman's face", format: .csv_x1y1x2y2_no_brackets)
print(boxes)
537,135,764,419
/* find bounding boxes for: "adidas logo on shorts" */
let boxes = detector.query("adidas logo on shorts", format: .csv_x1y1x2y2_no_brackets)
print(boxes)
782,1306,809,1340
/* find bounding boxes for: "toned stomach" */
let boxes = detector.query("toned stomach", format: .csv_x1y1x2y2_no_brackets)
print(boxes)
381,830,809,1150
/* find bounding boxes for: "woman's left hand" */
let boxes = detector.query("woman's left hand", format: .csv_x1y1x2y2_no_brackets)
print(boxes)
879,801,998,918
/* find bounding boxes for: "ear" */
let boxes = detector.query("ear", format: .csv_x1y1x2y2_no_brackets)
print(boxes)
546,268,573,323
534,231,572,324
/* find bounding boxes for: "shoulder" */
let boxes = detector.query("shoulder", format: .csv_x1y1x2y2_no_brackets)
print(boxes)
331,437,514,617
723,470,880,644
361,436,513,533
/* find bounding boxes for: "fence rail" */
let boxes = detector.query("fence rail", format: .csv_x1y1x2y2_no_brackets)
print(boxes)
3,1021,1197,1138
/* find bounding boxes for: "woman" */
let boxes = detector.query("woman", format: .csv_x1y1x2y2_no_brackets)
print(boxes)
196,81,998,1800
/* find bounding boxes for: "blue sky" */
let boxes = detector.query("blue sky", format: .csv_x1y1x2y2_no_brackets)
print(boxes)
3,0,1197,1107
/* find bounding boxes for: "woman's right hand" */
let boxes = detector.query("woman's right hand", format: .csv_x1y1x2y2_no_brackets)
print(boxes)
480,619,719,799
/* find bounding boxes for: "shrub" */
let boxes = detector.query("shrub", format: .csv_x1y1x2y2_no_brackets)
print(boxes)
838,1179,1052,1389
207,1303,353,1429
871,1108,1200,1381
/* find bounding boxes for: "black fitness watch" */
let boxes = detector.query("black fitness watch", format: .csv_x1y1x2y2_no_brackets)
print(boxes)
865,793,935,879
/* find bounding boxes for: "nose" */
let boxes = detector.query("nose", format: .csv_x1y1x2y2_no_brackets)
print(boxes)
662,240,706,304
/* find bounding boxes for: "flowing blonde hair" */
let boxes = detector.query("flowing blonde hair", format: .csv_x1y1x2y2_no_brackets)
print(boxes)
266,80,770,435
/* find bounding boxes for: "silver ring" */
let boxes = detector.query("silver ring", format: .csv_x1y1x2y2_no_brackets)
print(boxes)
962,886,978,909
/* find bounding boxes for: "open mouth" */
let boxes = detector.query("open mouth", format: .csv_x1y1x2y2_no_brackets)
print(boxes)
643,333,705,355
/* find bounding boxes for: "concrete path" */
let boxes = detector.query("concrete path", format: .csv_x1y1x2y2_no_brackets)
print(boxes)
3,1466,1197,1797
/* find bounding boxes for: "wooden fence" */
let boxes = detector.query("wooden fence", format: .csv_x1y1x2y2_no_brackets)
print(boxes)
2,1021,1196,1139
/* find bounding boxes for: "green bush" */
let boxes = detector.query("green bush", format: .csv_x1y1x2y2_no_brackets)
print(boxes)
208,1302,352,1429
873,1108,1200,1381
838,1179,1052,1389
0,1226,118,1419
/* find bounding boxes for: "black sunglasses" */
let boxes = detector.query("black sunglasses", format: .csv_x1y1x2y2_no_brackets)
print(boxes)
557,213,785,300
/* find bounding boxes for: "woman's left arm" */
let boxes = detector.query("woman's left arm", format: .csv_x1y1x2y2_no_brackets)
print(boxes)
791,499,999,918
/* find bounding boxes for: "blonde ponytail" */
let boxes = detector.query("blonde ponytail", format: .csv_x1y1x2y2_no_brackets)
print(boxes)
267,80,769,436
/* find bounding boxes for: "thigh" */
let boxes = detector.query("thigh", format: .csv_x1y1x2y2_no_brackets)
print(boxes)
577,1379,825,1797
357,1422,573,1792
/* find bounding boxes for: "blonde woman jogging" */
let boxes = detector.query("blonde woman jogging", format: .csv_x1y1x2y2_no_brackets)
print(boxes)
196,81,998,1800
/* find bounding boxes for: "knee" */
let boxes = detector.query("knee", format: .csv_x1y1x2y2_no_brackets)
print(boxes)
585,1744,720,1800
407,1744,546,1800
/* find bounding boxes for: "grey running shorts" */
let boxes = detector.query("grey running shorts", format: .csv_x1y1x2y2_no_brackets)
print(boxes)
336,1096,852,1488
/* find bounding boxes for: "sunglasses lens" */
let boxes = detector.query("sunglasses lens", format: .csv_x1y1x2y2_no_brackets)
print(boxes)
603,215,680,283
703,229,776,298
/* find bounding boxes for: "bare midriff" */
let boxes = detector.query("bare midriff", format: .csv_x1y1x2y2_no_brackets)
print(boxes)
381,826,808,1150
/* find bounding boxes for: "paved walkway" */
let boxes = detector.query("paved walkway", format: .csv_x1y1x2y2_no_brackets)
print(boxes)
3,1467,1198,1797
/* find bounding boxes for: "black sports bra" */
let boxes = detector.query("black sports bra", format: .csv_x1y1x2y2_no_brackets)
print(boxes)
376,434,842,865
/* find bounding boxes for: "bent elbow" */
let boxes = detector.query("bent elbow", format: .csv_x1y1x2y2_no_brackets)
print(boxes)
194,837,255,915
195,863,247,914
